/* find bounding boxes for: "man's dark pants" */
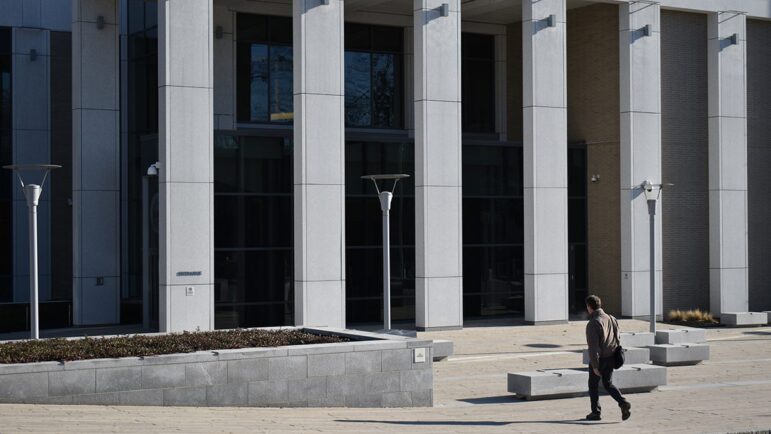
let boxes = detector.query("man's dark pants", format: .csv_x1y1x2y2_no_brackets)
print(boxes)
588,356,628,414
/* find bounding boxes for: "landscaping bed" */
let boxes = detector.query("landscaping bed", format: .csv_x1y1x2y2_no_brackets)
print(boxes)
0,329,348,364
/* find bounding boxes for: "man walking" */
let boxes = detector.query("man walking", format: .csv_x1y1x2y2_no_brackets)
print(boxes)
585,295,631,421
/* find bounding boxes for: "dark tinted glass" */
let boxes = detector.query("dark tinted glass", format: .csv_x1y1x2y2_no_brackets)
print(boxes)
269,16,292,44
345,52,371,126
345,23,371,51
372,25,403,52
214,134,294,328
345,141,415,324
0,28,10,303
372,54,399,127
237,14,268,43
269,45,293,122
462,33,495,133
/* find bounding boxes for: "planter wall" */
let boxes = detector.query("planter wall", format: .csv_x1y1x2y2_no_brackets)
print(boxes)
0,328,434,408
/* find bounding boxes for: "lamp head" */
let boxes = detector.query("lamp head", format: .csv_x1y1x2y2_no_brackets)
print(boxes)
146,162,159,177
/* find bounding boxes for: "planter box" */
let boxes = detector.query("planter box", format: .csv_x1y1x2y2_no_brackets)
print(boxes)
0,328,434,408
720,312,768,327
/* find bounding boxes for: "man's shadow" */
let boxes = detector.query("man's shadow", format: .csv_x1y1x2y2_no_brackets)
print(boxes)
335,419,620,427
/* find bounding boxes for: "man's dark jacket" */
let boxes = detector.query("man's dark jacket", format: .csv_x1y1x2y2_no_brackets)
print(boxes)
586,308,620,370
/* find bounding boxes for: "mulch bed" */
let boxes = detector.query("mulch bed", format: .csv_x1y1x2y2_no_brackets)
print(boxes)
665,320,724,329
0,329,349,364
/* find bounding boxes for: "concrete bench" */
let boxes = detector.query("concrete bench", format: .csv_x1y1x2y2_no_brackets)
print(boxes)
620,332,655,348
720,312,768,327
507,364,666,400
655,329,706,345
765,312,771,325
582,347,650,365
649,343,709,366
433,340,454,361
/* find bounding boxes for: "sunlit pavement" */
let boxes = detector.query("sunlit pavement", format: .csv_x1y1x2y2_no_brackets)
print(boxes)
1,320,770,433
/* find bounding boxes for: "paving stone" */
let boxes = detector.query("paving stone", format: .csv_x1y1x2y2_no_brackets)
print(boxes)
95,367,142,393
345,351,381,374
48,369,95,396
186,362,227,387
207,383,248,407
364,372,401,394
72,392,120,405
381,349,412,372
382,391,413,407
308,353,346,377
227,358,269,384
141,364,186,389
0,372,48,400
163,387,208,406
269,356,308,381
120,389,164,406
288,377,327,402
248,380,288,405
400,369,432,392
326,375,366,397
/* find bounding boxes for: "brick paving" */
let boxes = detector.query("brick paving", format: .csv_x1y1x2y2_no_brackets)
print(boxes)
1,320,770,433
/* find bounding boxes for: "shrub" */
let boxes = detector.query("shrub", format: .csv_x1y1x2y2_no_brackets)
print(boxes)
0,329,349,364
667,308,716,323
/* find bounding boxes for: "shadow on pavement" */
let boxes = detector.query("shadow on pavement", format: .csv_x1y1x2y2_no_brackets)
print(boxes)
457,395,524,405
336,419,620,427
524,343,563,349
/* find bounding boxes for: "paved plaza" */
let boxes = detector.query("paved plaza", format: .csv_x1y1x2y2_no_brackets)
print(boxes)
1,320,770,433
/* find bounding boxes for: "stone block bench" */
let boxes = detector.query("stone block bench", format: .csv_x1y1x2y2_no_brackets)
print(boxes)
720,312,768,327
655,328,706,345
507,364,666,400
648,343,709,366
432,340,454,361
582,347,650,365
620,332,655,348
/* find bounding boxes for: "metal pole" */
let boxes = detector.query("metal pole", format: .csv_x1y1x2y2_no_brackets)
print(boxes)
24,184,42,340
379,191,393,331
142,176,150,331
648,198,656,334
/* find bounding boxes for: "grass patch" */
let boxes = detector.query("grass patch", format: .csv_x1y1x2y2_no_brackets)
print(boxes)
0,329,349,364
666,309,717,324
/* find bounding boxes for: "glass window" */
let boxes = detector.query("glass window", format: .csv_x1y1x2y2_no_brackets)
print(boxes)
214,134,294,328
345,141,414,324
462,33,495,133
0,27,11,303
236,14,293,124
344,24,403,129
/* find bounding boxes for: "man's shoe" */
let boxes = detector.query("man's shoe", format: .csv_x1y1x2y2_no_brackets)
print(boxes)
585,412,602,421
620,402,631,421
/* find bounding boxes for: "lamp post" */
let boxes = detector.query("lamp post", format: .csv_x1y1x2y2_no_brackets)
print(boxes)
361,174,410,331
142,162,159,331
2,164,61,339
641,180,664,334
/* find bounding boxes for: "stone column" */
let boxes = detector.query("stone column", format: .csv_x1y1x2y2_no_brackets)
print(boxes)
522,0,568,323
708,11,748,315
619,1,663,318
293,0,346,328
158,0,214,332
414,0,463,330
72,0,121,324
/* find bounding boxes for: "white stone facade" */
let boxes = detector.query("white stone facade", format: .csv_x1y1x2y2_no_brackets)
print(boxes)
0,0,769,333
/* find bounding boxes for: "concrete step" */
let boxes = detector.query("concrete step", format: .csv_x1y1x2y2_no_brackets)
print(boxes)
582,347,650,365
433,340,454,361
649,343,709,366
655,328,706,344
507,364,666,400
720,312,768,327
620,332,655,348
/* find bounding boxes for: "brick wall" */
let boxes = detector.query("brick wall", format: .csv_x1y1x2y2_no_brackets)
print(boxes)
567,4,621,314
748,19,771,311
660,10,709,312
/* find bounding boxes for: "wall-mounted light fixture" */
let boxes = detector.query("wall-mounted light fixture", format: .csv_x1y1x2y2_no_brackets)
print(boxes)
215,26,223,39
29,48,37,62
591,174,601,183
440,3,449,17
547,14,557,28
642,24,651,36
96,15,105,30
729,33,738,45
